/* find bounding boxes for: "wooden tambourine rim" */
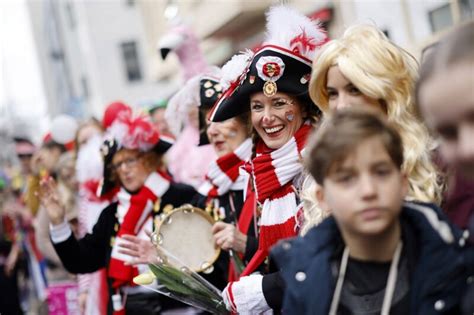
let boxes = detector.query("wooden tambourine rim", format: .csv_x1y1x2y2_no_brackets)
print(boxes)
155,204,221,272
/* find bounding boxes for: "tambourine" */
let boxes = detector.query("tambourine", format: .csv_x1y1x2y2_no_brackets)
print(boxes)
151,204,220,273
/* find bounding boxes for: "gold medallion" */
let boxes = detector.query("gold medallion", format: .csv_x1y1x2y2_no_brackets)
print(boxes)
263,81,277,97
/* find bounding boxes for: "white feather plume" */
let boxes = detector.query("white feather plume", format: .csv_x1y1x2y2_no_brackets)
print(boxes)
264,5,326,60
165,66,223,137
220,49,254,91
75,134,104,183
165,75,201,137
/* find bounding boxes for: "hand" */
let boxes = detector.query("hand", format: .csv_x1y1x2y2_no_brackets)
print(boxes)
30,151,42,175
118,231,162,265
222,274,270,314
4,244,20,277
212,221,247,254
38,176,65,225
78,291,88,315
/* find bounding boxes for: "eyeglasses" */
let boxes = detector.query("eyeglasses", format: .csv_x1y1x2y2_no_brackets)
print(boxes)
111,156,141,171
18,154,33,159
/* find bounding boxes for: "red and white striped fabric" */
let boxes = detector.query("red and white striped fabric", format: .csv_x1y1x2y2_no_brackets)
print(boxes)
108,171,170,289
198,138,252,198
241,122,312,276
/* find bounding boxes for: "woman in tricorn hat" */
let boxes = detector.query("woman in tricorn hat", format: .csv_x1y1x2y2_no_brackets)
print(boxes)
208,5,327,313
39,111,196,314
119,68,259,290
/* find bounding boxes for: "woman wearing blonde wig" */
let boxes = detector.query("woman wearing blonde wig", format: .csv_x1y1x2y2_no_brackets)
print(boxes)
308,24,442,208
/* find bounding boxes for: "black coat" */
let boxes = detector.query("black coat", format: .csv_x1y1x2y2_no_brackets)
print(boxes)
52,182,196,314
272,202,474,315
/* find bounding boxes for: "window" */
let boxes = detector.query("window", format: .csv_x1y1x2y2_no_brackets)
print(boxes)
460,0,474,20
121,41,142,82
429,4,453,32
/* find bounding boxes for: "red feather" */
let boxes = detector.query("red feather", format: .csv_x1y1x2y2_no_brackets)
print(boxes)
290,29,317,56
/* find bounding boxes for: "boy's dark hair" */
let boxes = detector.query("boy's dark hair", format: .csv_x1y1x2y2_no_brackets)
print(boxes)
305,109,404,184
415,21,474,113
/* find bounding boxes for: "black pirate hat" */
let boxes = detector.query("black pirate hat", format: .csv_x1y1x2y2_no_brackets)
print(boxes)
209,6,327,122
166,67,223,146
97,111,174,197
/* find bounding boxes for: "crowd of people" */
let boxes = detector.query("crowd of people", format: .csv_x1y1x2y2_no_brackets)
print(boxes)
1,5,473,315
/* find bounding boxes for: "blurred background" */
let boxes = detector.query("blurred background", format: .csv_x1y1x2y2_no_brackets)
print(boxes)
0,0,473,143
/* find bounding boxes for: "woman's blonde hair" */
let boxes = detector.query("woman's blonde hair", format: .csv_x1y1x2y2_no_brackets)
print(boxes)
308,24,443,205
299,175,330,236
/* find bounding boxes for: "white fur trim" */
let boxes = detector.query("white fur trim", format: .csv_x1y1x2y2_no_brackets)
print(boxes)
223,275,271,314
50,220,72,243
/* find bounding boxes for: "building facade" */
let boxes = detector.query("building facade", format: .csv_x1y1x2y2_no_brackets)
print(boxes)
139,0,472,85
27,0,170,119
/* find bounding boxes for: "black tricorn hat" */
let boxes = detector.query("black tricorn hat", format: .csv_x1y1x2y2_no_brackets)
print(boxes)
97,113,174,197
209,5,327,122
209,46,313,122
198,75,223,145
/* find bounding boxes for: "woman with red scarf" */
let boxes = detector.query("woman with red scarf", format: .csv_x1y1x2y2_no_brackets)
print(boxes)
208,5,327,313
39,112,196,315
119,69,259,290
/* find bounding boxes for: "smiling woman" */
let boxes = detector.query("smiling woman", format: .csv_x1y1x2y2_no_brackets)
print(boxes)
250,92,307,150
208,5,328,314
39,111,197,314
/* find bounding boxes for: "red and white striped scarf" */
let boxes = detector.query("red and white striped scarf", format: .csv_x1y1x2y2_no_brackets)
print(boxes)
108,171,170,289
198,138,252,198
241,122,312,276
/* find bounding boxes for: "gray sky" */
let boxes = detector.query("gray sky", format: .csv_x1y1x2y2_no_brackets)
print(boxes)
0,0,48,141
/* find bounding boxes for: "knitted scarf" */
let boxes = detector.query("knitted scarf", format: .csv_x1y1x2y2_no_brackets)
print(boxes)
108,171,170,290
241,122,312,276
198,138,252,198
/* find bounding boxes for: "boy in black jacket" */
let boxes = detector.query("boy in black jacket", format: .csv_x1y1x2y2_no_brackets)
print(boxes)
273,109,474,315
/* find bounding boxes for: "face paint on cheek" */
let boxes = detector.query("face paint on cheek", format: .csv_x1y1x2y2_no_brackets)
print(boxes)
285,110,295,122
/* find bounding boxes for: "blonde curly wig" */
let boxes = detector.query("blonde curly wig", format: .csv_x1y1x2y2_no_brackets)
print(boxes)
308,24,443,206
301,25,443,234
